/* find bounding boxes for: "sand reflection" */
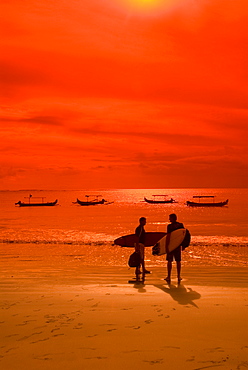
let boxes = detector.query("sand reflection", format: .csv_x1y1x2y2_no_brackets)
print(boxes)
128,274,147,292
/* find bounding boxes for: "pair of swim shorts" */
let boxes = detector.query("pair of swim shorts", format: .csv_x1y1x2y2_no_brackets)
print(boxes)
166,246,181,262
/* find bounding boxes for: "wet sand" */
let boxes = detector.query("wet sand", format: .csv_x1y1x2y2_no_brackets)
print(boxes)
1,249,248,370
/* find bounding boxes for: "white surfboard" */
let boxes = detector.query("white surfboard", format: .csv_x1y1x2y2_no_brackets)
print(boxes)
152,228,186,256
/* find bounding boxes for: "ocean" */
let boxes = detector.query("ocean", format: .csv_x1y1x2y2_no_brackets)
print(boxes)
0,188,248,267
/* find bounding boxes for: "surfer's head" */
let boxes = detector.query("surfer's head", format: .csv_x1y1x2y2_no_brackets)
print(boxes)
139,217,146,225
169,213,177,222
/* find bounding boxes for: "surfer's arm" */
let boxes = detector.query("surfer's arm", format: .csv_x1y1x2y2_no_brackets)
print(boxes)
134,242,140,252
134,234,140,252
134,226,142,251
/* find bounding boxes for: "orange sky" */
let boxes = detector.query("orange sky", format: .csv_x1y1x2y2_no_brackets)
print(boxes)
1,0,248,189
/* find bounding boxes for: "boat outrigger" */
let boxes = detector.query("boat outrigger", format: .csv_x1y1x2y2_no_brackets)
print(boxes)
144,195,176,204
186,196,228,207
75,195,107,206
15,195,58,207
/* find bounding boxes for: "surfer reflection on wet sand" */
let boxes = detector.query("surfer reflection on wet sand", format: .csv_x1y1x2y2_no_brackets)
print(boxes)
128,275,147,293
155,283,201,308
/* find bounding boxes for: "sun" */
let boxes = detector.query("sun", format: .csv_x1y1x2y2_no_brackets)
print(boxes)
131,0,162,6
116,0,181,16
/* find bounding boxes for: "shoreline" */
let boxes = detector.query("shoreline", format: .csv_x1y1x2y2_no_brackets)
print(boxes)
1,241,248,269
1,264,248,289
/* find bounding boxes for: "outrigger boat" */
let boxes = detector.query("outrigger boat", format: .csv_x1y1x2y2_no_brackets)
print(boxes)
75,195,107,206
15,195,58,207
186,196,228,207
144,195,176,204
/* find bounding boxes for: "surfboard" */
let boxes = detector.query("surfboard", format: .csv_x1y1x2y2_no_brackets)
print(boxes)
152,228,187,256
114,232,166,248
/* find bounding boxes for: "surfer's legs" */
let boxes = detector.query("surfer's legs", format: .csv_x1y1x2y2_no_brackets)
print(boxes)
165,261,181,282
165,261,172,282
166,248,181,282
135,243,144,275
176,261,181,281
139,243,144,272
175,247,182,281
165,251,173,282
138,243,150,274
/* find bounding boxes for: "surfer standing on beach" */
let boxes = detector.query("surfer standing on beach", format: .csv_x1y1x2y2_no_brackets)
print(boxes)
135,217,150,276
165,213,184,283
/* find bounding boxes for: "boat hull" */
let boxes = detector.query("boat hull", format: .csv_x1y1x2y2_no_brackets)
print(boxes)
144,197,176,204
76,198,106,206
16,200,58,207
186,200,228,207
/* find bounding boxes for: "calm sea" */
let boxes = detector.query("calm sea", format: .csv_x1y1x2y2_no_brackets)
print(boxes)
0,188,247,267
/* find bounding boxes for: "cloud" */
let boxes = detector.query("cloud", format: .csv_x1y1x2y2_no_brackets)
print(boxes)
1,115,63,126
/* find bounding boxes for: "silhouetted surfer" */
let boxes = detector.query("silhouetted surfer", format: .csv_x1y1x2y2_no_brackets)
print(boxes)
165,213,184,283
135,217,150,276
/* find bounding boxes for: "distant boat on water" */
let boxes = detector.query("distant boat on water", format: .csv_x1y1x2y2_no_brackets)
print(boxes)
144,195,176,204
74,195,109,206
15,195,58,207
186,196,228,207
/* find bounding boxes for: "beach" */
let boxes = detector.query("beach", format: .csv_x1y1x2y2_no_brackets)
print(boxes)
1,188,248,369
1,243,248,370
